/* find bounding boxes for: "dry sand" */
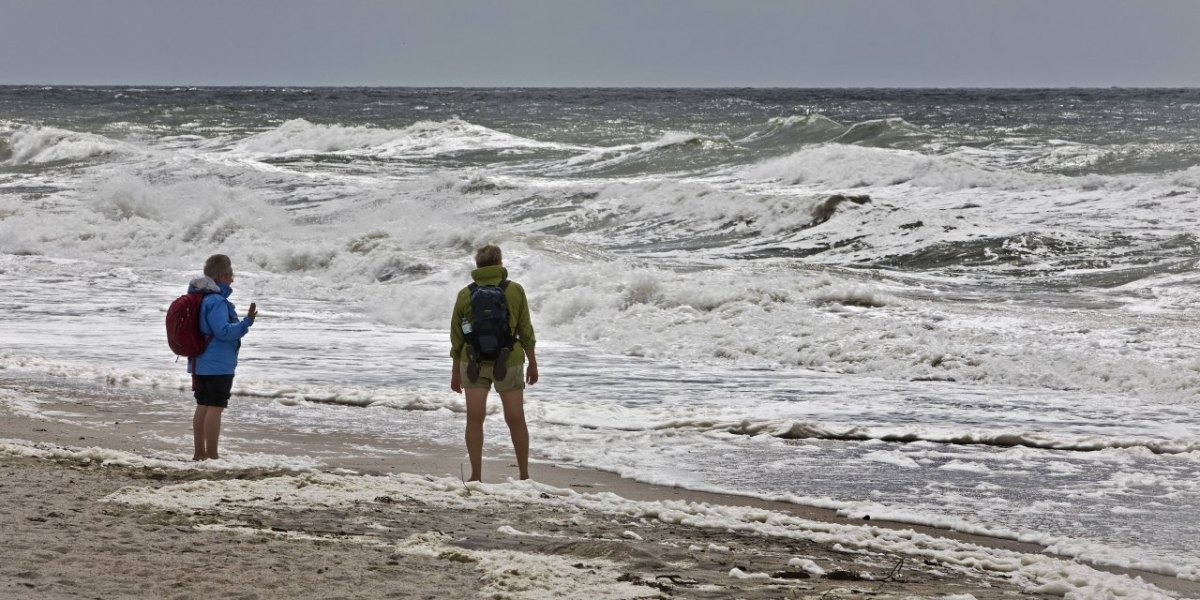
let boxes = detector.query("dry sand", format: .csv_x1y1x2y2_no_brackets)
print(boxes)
2,377,1195,599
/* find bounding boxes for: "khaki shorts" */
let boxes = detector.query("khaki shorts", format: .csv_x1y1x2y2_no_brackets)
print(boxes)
461,361,525,393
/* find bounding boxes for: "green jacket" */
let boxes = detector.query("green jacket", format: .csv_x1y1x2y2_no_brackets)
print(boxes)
450,265,535,368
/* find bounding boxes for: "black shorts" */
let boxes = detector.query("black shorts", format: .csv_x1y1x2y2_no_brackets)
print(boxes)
193,375,235,408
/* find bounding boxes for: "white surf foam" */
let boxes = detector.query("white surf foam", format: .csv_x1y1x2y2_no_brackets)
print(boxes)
5,125,136,165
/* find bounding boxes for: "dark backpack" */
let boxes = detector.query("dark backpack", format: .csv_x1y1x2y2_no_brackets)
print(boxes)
166,292,211,358
467,280,514,360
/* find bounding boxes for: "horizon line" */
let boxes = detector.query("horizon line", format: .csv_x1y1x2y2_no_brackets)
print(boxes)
3,83,1199,91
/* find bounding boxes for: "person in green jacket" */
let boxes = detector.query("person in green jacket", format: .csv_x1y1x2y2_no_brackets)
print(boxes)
450,244,538,481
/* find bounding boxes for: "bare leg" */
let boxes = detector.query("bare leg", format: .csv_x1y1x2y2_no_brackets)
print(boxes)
464,387,489,481
192,405,208,461
203,407,224,460
499,389,529,480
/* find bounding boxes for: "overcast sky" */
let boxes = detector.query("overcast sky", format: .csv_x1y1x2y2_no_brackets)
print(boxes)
2,0,1197,87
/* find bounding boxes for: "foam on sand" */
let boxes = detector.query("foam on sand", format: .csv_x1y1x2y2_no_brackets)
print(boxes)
0,439,322,473
103,470,1184,598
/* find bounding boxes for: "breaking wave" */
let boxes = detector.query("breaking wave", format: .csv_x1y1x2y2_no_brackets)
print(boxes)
3,125,134,165
738,144,1011,190
232,117,570,160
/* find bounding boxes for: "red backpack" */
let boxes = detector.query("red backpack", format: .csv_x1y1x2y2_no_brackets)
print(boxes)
166,292,211,357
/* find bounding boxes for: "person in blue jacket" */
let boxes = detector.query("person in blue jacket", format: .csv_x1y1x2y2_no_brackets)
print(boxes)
188,254,257,461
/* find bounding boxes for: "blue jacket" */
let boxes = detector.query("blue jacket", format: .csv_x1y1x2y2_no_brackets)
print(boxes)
186,277,253,376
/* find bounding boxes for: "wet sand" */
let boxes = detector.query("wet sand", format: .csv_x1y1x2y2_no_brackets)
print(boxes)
2,377,1195,599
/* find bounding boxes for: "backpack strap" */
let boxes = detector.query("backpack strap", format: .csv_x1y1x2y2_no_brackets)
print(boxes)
197,291,224,337
198,293,214,336
188,292,217,373
499,280,509,290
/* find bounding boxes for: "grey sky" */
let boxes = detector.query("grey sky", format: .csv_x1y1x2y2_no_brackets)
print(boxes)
2,0,1197,87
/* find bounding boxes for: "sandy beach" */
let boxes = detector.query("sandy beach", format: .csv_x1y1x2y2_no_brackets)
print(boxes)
2,376,1196,600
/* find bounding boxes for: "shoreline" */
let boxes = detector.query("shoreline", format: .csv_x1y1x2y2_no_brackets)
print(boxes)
2,378,1197,599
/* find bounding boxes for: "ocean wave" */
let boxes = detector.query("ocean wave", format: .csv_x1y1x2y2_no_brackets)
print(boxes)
234,118,399,154
739,144,1009,191
832,117,935,148
736,115,938,153
553,131,748,176
549,116,942,178
493,179,875,252
0,160,483,280
736,114,847,150
874,232,1096,271
233,117,569,159
0,167,297,269
1172,165,1200,188
1023,142,1200,176
3,125,134,166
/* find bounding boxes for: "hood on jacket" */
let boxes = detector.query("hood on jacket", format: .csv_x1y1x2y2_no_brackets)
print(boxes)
188,276,221,294
470,265,508,286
